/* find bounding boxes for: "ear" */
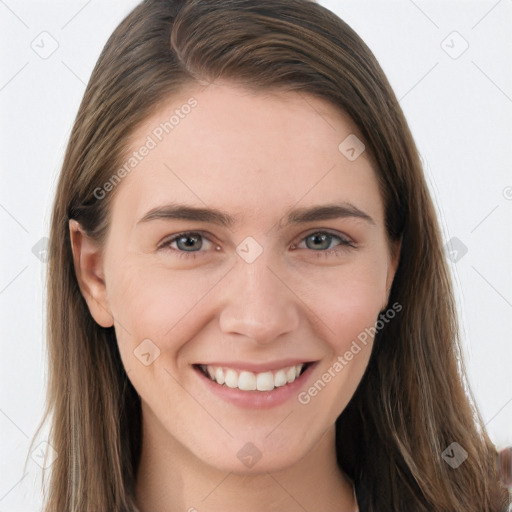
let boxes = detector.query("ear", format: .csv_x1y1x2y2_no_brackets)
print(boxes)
69,219,114,328
383,236,402,310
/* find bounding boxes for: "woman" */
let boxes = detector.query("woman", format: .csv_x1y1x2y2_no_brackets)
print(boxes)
32,0,510,510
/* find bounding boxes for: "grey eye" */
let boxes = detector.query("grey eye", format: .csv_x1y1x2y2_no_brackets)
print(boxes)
304,232,341,251
173,233,204,252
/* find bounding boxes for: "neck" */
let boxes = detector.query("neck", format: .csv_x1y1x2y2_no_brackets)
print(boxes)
134,404,356,512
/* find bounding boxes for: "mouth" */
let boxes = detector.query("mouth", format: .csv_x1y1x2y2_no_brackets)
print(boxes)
193,362,313,392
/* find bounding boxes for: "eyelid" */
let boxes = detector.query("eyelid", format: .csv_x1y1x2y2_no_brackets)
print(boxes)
157,230,215,251
157,228,356,255
298,228,354,245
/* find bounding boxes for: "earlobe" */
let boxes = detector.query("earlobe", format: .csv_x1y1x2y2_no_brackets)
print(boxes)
69,219,114,328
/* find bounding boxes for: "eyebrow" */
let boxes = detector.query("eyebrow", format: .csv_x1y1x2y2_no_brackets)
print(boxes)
136,202,375,228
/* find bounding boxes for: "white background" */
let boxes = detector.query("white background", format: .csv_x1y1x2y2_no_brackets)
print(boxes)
1,1,511,509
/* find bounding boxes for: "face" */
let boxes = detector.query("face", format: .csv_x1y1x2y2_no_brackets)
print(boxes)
72,83,400,474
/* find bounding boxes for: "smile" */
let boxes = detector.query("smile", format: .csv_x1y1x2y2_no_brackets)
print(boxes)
196,363,310,391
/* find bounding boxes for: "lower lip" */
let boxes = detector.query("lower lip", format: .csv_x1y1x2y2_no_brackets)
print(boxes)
194,363,318,409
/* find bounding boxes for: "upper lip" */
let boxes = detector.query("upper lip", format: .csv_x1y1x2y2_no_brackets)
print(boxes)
194,359,317,373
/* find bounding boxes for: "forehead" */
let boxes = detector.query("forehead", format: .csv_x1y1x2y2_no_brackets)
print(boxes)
110,83,383,229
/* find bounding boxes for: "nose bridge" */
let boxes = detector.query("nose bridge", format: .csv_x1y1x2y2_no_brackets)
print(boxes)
218,247,300,344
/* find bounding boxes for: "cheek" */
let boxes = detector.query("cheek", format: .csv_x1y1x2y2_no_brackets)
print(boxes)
104,255,223,352
294,258,388,346
104,259,215,401
295,265,385,416
330,276,385,352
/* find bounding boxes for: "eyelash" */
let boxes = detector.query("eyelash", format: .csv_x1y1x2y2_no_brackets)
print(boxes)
158,230,356,260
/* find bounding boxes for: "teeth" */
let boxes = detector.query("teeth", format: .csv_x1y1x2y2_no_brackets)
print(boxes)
199,363,305,392
239,371,256,391
215,367,225,385
286,366,296,383
256,371,274,391
274,369,287,387
225,369,238,389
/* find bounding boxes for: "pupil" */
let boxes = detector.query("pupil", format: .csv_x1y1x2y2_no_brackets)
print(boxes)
179,234,201,251
308,233,330,250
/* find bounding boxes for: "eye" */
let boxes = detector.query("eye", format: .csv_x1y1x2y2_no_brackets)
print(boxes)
158,231,213,258
292,231,355,257
157,229,355,259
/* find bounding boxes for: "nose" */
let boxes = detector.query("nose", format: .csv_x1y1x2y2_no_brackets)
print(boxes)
218,251,300,345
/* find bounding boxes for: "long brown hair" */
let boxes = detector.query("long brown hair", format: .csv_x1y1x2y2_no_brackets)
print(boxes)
30,0,510,510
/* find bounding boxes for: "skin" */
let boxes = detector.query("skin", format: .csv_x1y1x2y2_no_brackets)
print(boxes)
70,83,400,512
